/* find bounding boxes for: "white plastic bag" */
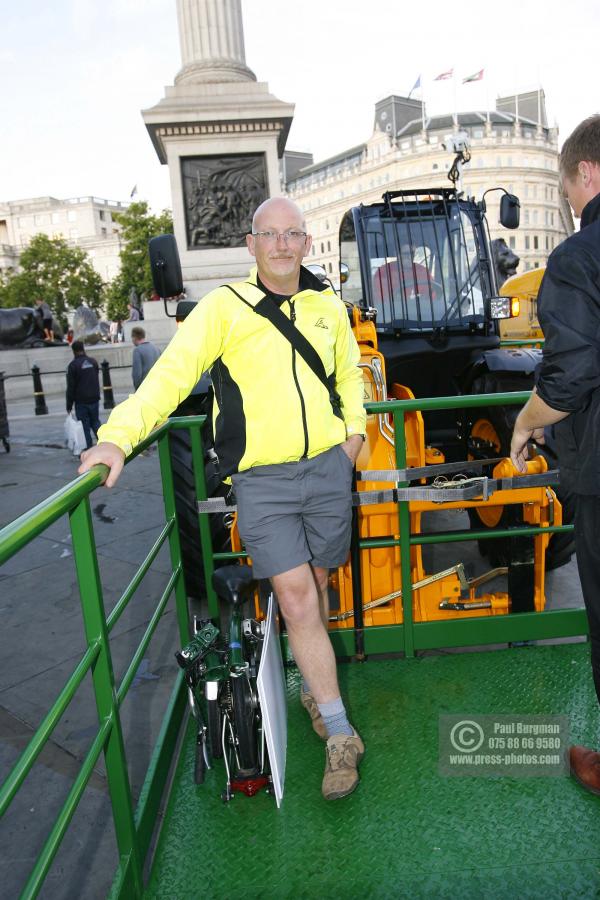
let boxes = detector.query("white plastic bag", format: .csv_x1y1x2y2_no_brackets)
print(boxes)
64,413,87,456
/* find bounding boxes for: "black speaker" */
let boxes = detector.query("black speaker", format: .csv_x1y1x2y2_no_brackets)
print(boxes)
148,234,184,298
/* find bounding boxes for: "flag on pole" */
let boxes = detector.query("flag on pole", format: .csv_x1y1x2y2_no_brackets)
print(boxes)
434,68,453,81
130,184,138,199
462,69,484,84
408,74,421,98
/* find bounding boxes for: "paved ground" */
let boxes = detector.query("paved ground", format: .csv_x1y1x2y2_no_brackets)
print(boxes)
0,392,589,899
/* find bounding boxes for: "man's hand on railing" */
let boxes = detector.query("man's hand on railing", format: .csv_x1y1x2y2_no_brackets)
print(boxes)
78,442,126,488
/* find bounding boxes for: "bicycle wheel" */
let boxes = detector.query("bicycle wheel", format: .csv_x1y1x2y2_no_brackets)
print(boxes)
231,674,259,773
207,697,223,759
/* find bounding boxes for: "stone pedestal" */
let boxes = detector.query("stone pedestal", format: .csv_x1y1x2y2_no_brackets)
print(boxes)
141,0,294,300
137,300,178,343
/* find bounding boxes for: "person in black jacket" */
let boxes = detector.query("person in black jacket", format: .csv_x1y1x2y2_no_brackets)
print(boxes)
511,115,600,797
66,341,101,449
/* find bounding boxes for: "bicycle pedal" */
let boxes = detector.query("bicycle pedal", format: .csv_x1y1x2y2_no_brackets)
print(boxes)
175,621,220,670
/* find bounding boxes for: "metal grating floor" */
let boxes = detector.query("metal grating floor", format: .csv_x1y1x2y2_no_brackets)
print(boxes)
146,642,600,899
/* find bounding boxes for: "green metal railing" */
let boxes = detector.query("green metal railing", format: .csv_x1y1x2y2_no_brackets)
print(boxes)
0,416,208,900
0,393,585,898
344,390,584,658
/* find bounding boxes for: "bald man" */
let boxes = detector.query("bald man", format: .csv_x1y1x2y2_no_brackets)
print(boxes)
79,197,367,800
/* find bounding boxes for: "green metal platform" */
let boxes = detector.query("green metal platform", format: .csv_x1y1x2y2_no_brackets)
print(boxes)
147,642,600,899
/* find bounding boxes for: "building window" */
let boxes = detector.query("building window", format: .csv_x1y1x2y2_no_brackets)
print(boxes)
327,240,331,252
546,235,550,250
533,210,538,225
101,227,107,237
328,262,333,273
320,242,324,254
524,210,530,225
99,210,105,221
67,210,77,222
525,235,530,250
533,235,539,249
312,245,315,255
509,236,516,249
534,261,539,268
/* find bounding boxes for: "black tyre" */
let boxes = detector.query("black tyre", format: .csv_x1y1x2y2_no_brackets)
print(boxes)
231,674,259,773
194,729,206,785
467,373,574,570
169,390,231,600
207,697,223,759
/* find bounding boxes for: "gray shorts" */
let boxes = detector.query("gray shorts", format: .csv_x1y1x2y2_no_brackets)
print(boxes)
231,444,354,579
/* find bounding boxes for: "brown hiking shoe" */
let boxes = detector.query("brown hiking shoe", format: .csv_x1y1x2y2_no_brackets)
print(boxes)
300,689,328,740
322,729,364,800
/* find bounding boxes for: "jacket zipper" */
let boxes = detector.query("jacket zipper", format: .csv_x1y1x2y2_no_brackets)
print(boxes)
288,300,309,458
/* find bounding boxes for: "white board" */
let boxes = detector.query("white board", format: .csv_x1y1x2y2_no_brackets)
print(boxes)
256,593,287,807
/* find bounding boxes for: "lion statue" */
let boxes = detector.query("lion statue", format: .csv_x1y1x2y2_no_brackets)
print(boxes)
491,238,520,284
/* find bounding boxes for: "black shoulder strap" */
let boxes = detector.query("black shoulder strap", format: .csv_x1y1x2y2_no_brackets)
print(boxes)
224,285,342,418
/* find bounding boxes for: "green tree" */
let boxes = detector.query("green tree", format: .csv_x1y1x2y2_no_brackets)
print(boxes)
0,234,104,327
107,202,173,321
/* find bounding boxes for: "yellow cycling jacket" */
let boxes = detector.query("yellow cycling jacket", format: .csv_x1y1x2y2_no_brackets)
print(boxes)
98,266,366,476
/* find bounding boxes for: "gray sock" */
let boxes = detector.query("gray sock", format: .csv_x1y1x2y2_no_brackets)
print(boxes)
317,696,353,738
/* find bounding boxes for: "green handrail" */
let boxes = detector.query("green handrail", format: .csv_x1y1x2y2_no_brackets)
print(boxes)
0,416,206,899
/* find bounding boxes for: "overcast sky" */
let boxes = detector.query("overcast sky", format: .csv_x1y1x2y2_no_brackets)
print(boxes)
1,0,597,213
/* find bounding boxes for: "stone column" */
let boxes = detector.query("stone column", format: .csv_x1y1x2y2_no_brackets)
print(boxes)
142,0,294,299
175,0,256,85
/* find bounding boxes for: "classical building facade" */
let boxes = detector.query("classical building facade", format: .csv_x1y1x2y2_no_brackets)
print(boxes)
0,195,128,282
285,91,574,283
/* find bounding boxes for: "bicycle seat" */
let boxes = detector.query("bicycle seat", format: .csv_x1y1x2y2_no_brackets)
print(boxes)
212,565,257,606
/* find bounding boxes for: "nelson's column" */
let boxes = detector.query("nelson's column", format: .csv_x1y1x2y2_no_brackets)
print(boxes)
142,0,294,299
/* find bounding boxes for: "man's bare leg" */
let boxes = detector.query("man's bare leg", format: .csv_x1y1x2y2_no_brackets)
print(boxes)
273,561,363,799
312,565,330,631
271,562,339,704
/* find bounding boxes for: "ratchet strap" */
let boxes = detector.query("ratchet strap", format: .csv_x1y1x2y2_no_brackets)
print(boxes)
355,456,506,483
196,461,560,513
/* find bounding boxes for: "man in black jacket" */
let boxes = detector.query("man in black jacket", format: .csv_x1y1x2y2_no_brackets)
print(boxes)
511,115,600,797
66,340,101,449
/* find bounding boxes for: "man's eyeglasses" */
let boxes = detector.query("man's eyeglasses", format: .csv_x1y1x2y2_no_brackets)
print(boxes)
251,230,307,243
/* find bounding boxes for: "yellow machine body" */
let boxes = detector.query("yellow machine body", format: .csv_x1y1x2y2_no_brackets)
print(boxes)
498,268,545,342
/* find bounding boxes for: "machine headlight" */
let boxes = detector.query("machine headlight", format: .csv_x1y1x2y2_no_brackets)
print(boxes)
489,296,517,319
